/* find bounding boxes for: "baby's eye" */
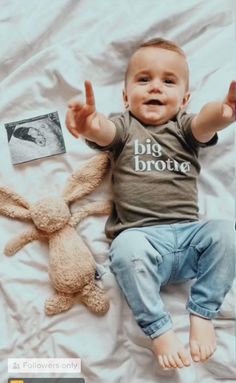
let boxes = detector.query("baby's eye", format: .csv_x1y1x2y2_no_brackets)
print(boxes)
138,76,150,83
164,78,175,85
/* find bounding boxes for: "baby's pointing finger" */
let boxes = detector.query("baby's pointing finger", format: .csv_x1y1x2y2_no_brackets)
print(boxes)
85,80,96,107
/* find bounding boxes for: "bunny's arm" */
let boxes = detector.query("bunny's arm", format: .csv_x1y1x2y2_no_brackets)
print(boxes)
5,227,47,256
69,201,112,227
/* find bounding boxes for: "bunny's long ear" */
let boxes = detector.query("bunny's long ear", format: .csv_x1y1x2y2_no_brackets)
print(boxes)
63,152,110,204
0,186,31,220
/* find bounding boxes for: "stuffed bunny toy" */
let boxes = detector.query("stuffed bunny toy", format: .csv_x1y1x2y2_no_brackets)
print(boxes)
0,152,112,316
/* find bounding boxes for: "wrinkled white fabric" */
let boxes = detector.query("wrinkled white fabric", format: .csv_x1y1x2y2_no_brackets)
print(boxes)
0,0,235,382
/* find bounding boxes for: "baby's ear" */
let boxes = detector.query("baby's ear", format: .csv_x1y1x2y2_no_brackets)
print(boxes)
123,89,129,109
181,92,191,108
0,186,31,220
62,152,110,204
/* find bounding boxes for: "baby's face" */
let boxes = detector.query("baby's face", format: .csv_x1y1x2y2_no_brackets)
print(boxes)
28,127,46,146
123,47,190,125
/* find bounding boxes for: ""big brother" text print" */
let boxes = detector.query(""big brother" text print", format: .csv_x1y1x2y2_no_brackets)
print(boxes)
133,139,191,173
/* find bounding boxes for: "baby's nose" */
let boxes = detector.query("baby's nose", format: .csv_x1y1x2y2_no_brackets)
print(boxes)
148,80,163,93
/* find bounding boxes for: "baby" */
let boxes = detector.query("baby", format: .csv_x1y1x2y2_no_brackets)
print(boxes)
66,38,235,370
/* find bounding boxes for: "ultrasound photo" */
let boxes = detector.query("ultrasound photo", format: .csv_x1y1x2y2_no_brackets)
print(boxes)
5,112,66,165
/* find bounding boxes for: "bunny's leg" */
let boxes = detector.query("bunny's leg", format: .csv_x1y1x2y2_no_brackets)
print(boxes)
45,293,75,315
79,283,110,315
5,227,45,256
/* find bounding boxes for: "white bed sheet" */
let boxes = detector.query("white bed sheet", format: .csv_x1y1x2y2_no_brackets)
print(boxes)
0,0,235,382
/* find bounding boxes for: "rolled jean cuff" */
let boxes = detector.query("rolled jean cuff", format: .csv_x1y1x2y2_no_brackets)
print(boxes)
142,314,173,339
186,298,219,319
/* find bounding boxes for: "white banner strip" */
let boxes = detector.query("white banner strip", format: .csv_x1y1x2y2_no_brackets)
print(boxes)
8,358,81,373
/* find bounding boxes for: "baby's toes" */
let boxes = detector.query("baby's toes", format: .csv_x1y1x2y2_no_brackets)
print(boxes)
178,350,191,367
190,341,201,362
158,355,167,370
163,355,172,369
199,345,208,362
167,355,178,368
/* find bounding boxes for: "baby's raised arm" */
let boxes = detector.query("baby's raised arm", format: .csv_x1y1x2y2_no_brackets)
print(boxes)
191,81,236,143
66,81,116,146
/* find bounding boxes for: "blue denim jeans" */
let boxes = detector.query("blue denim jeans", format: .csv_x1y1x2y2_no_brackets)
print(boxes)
109,220,235,339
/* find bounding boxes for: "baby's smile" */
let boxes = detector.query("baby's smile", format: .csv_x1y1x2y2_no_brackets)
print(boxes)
144,99,164,105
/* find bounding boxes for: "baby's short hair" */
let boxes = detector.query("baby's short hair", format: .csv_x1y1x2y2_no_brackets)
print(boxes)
125,37,189,89
139,37,186,58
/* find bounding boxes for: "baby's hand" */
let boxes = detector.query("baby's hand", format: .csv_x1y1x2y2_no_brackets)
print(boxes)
66,81,99,138
222,81,236,121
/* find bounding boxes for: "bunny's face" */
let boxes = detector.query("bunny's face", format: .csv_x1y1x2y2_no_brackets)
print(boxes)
30,197,70,233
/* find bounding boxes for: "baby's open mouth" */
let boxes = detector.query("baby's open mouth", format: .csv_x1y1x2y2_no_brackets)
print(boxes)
144,99,163,105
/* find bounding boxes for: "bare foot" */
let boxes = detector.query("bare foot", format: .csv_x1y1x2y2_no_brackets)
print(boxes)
189,314,216,362
152,329,191,369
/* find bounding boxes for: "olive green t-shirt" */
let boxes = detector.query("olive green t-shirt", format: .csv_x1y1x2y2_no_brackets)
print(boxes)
87,110,217,239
